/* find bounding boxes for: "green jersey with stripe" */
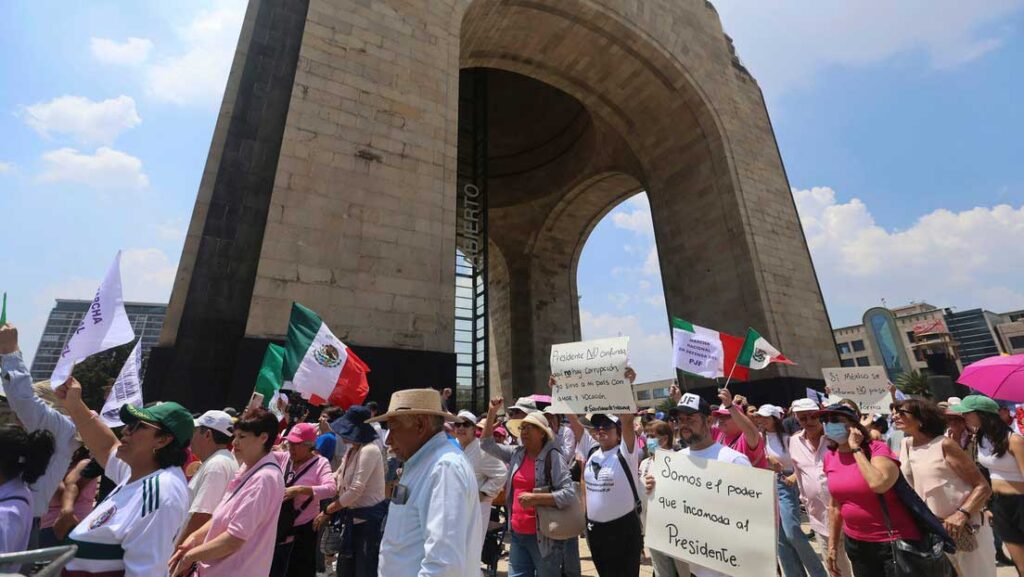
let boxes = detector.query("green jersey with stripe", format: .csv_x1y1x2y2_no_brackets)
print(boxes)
65,454,188,577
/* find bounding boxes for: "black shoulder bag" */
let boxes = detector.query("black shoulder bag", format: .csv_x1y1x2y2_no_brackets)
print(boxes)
276,458,319,543
876,474,955,576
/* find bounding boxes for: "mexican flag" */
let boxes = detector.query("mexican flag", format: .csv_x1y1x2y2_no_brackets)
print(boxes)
737,328,795,370
255,343,285,406
282,303,370,408
671,317,749,381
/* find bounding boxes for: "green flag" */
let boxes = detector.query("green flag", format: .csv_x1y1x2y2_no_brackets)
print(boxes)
255,343,285,407
0,292,6,325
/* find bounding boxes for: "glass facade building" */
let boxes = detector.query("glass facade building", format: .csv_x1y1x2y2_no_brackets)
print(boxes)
30,300,167,382
943,308,1002,366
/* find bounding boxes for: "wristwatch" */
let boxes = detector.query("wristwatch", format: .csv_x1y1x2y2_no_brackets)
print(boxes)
851,447,863,453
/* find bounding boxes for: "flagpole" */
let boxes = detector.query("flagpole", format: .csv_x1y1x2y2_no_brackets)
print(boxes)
723,361,738,390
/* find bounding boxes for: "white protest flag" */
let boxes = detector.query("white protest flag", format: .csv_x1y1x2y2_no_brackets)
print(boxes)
49,251,136,388
671,317,724,379
99,340,144,427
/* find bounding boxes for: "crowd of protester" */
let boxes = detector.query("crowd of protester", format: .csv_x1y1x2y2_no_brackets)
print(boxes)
1,319,1023,576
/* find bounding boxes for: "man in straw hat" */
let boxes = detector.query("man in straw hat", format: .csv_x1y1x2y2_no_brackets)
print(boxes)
369,388,482,576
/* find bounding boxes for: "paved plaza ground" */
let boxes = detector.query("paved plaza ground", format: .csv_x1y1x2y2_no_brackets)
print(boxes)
489,526,1019,576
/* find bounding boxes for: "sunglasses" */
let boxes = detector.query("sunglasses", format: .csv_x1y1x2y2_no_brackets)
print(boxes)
453,422,474,429
795,414,820,422
821,415,849,424
894,409,913,417
592,424,617,432
667,417,680,423
125,420,163,434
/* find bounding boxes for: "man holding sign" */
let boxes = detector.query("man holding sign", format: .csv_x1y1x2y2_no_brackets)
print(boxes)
645,393,769,577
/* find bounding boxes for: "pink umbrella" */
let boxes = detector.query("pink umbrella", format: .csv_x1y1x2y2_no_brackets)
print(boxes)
957,354,1024,402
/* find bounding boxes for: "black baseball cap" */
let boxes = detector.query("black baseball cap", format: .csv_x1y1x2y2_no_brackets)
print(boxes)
670,393,711,416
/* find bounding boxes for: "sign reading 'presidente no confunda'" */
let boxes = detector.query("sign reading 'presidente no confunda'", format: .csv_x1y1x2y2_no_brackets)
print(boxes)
645,452,777,577
549,337,636,414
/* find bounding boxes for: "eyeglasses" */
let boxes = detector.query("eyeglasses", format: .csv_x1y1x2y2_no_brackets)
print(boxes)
592,424,616,432
125,420,163,434
895,409,913,417
795,414,820,423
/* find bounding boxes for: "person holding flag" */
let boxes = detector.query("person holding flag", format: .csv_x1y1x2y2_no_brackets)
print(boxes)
0,323,80,551
55,377,193,577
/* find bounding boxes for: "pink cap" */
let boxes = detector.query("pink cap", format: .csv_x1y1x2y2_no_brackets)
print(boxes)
284,422,319,444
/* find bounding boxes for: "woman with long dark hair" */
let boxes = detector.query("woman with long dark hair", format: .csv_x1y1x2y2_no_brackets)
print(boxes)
818,404,922,577
0,425,55,571
754,405,827,577
952,395,1024,574
894,399,992,576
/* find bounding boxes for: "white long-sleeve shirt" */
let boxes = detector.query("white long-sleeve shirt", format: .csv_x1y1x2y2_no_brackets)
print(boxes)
1,352,79,518
378,432,482,577
462,438,507,498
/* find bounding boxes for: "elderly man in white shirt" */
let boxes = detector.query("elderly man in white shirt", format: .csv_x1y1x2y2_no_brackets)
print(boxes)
370,389,482,576
453,410,507,542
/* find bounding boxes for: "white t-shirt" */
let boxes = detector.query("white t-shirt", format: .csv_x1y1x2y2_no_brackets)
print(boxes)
188,448,239,514
577,434,641,523
65,454,189,577
764,433,793,472
679,443,751,577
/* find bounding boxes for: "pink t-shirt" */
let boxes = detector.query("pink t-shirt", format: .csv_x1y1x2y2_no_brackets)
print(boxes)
714,429,767,469
824,440,921,543
41,474,98,528
510,455,537,535
198,452,285,577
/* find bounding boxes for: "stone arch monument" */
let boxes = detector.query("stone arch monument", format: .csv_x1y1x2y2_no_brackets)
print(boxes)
145,0,838,413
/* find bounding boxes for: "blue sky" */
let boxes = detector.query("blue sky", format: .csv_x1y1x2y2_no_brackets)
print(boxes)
2,2,1023,384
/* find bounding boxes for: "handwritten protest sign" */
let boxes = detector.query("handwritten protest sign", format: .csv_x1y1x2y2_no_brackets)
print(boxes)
645,451,776,577
821,366,890,414
549,337,635,414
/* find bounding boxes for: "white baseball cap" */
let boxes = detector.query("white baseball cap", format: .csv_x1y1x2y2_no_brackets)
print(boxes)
790,398,820,413
756,404,784,419
456,410,477,425
194,410,235,436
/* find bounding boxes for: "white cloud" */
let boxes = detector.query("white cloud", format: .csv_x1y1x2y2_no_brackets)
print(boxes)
145,1,246,107
22,95,142,146
642,245,660,277
794,186,1024,326
0,162,13,173
154,219,187,242
712,1,1023,98
38,147,149,190
611,194,654,237
580,310,674,381
91,37,154,66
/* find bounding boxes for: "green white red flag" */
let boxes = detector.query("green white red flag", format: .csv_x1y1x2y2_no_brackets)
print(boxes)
737,327,795,370
671,317,748,381
282,303,369,408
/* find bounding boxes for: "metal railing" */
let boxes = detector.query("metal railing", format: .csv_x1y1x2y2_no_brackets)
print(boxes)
0,545,77,577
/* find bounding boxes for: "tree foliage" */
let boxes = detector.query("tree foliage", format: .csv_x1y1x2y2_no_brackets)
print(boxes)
895,370,932,398
70,340,135,411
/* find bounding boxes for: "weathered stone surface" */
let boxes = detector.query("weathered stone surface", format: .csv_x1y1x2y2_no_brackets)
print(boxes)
158,0,837,408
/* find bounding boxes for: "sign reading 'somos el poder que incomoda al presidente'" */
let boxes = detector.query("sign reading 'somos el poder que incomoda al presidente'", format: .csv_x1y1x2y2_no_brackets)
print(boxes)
645,452,777,577
821,366,891,414
549,337,636,414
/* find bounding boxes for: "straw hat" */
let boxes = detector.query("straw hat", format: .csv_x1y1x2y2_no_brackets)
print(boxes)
505,412,554,440
366,388,458,423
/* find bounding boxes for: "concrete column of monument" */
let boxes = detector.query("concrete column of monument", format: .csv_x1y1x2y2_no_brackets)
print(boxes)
152,0,837,409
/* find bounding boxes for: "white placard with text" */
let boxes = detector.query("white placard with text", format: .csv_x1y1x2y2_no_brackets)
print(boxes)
549,337,635,414
821,366,891,414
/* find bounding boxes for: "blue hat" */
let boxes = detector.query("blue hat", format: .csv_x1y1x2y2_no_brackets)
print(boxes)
330,405,378,444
